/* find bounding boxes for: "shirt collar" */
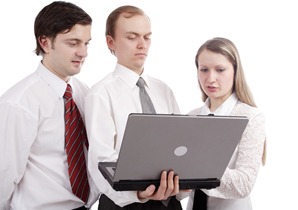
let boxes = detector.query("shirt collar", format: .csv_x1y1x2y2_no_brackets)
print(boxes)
200,93,238,115
114,63,151,89
36,62,70,99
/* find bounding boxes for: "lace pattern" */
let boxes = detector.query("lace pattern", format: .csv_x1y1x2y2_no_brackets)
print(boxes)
204,102,266,199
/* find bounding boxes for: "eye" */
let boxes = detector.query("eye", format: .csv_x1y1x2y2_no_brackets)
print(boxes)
144,35,151,40
67,41,79,47
127,35,136,40
217,68,225,72
199,68,208,72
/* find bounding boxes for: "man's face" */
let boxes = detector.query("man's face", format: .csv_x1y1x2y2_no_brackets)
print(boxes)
41,24,92,82
107,14,151,75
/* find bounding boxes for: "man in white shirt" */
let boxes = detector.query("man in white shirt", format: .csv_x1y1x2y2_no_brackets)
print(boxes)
84,5,184,210
0,1,97,210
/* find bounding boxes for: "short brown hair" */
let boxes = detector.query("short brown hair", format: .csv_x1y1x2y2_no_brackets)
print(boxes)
34,1,92,55
105,5,145,38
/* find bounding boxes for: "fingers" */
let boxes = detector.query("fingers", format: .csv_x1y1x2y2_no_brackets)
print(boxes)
173,174,180,195
165,172,179,197
164,171,175,198
152,171,168,200
137,171,179,201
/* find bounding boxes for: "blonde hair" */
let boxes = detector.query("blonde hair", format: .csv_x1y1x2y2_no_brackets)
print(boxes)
195,37,266,165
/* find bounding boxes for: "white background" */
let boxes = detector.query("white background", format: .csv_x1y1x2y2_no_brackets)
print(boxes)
1,0,297,209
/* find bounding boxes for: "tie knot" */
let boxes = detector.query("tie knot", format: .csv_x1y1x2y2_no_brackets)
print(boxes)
64,84,73,100
136,77,146,88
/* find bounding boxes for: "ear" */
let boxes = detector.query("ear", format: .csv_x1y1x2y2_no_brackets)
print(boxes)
38,35,51,54
106,35,115,52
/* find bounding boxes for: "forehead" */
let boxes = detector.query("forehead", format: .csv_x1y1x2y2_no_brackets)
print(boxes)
198,50,231,65
115,14,151,35
57,24,91,41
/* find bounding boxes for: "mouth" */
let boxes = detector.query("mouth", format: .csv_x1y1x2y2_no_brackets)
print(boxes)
72,60,83,67
135,53,147,57
73,59,84,63
207,86,217,91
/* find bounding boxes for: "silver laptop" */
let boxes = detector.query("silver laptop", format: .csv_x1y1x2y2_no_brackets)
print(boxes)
98,113,248,191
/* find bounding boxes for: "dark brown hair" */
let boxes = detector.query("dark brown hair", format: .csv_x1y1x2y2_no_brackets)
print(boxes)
34,1,92,55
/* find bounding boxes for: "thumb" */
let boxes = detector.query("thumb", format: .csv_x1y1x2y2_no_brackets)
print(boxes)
138,185,156,199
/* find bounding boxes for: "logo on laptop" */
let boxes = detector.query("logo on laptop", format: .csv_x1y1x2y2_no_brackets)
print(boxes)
174,146,188,156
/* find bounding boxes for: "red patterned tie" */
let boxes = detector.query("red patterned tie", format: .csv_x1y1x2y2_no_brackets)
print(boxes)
64,84,90,203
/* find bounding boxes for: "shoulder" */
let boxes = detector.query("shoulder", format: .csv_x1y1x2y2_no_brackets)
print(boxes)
147,75,169,86
146,75,174,92
86,72,123,100
0,72,46,119
89,73,114,90
0,72,40,104
233,101,265,121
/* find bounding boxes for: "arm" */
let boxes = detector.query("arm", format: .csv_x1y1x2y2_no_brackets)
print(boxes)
204,110,266,199
0,103,36,209
85,90,141,206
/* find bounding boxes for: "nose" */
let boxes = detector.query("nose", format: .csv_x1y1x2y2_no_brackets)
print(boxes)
207,71,216,83
77,44,88,58
137,37,148,49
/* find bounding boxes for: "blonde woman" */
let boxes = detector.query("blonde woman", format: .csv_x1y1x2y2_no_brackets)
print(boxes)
187,37,266,210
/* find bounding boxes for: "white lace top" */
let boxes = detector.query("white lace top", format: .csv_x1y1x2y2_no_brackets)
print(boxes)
185,93,266,210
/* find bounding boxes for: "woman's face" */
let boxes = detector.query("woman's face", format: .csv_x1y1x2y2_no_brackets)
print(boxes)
197,49,234,105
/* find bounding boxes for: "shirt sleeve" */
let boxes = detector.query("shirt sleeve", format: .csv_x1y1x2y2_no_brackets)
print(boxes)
0,103,37,209
203,109,266,199
84,90,141,207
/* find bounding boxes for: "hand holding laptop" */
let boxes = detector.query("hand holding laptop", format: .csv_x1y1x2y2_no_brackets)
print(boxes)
137,171,179,200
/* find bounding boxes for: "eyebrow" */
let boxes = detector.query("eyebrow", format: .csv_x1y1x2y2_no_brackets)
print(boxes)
125,31,152,36
65,38,92,43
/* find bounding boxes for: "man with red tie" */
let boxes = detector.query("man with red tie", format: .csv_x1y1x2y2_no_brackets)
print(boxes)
0,1,97,210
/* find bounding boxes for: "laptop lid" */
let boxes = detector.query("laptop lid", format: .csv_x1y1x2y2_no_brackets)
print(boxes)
98,113,248,191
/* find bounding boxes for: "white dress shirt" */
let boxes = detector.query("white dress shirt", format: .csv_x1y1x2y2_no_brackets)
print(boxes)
84,63,180,207
0,63,98,210
186,93,266,210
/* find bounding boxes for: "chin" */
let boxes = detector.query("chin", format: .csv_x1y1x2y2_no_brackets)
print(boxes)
70,69,81,76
